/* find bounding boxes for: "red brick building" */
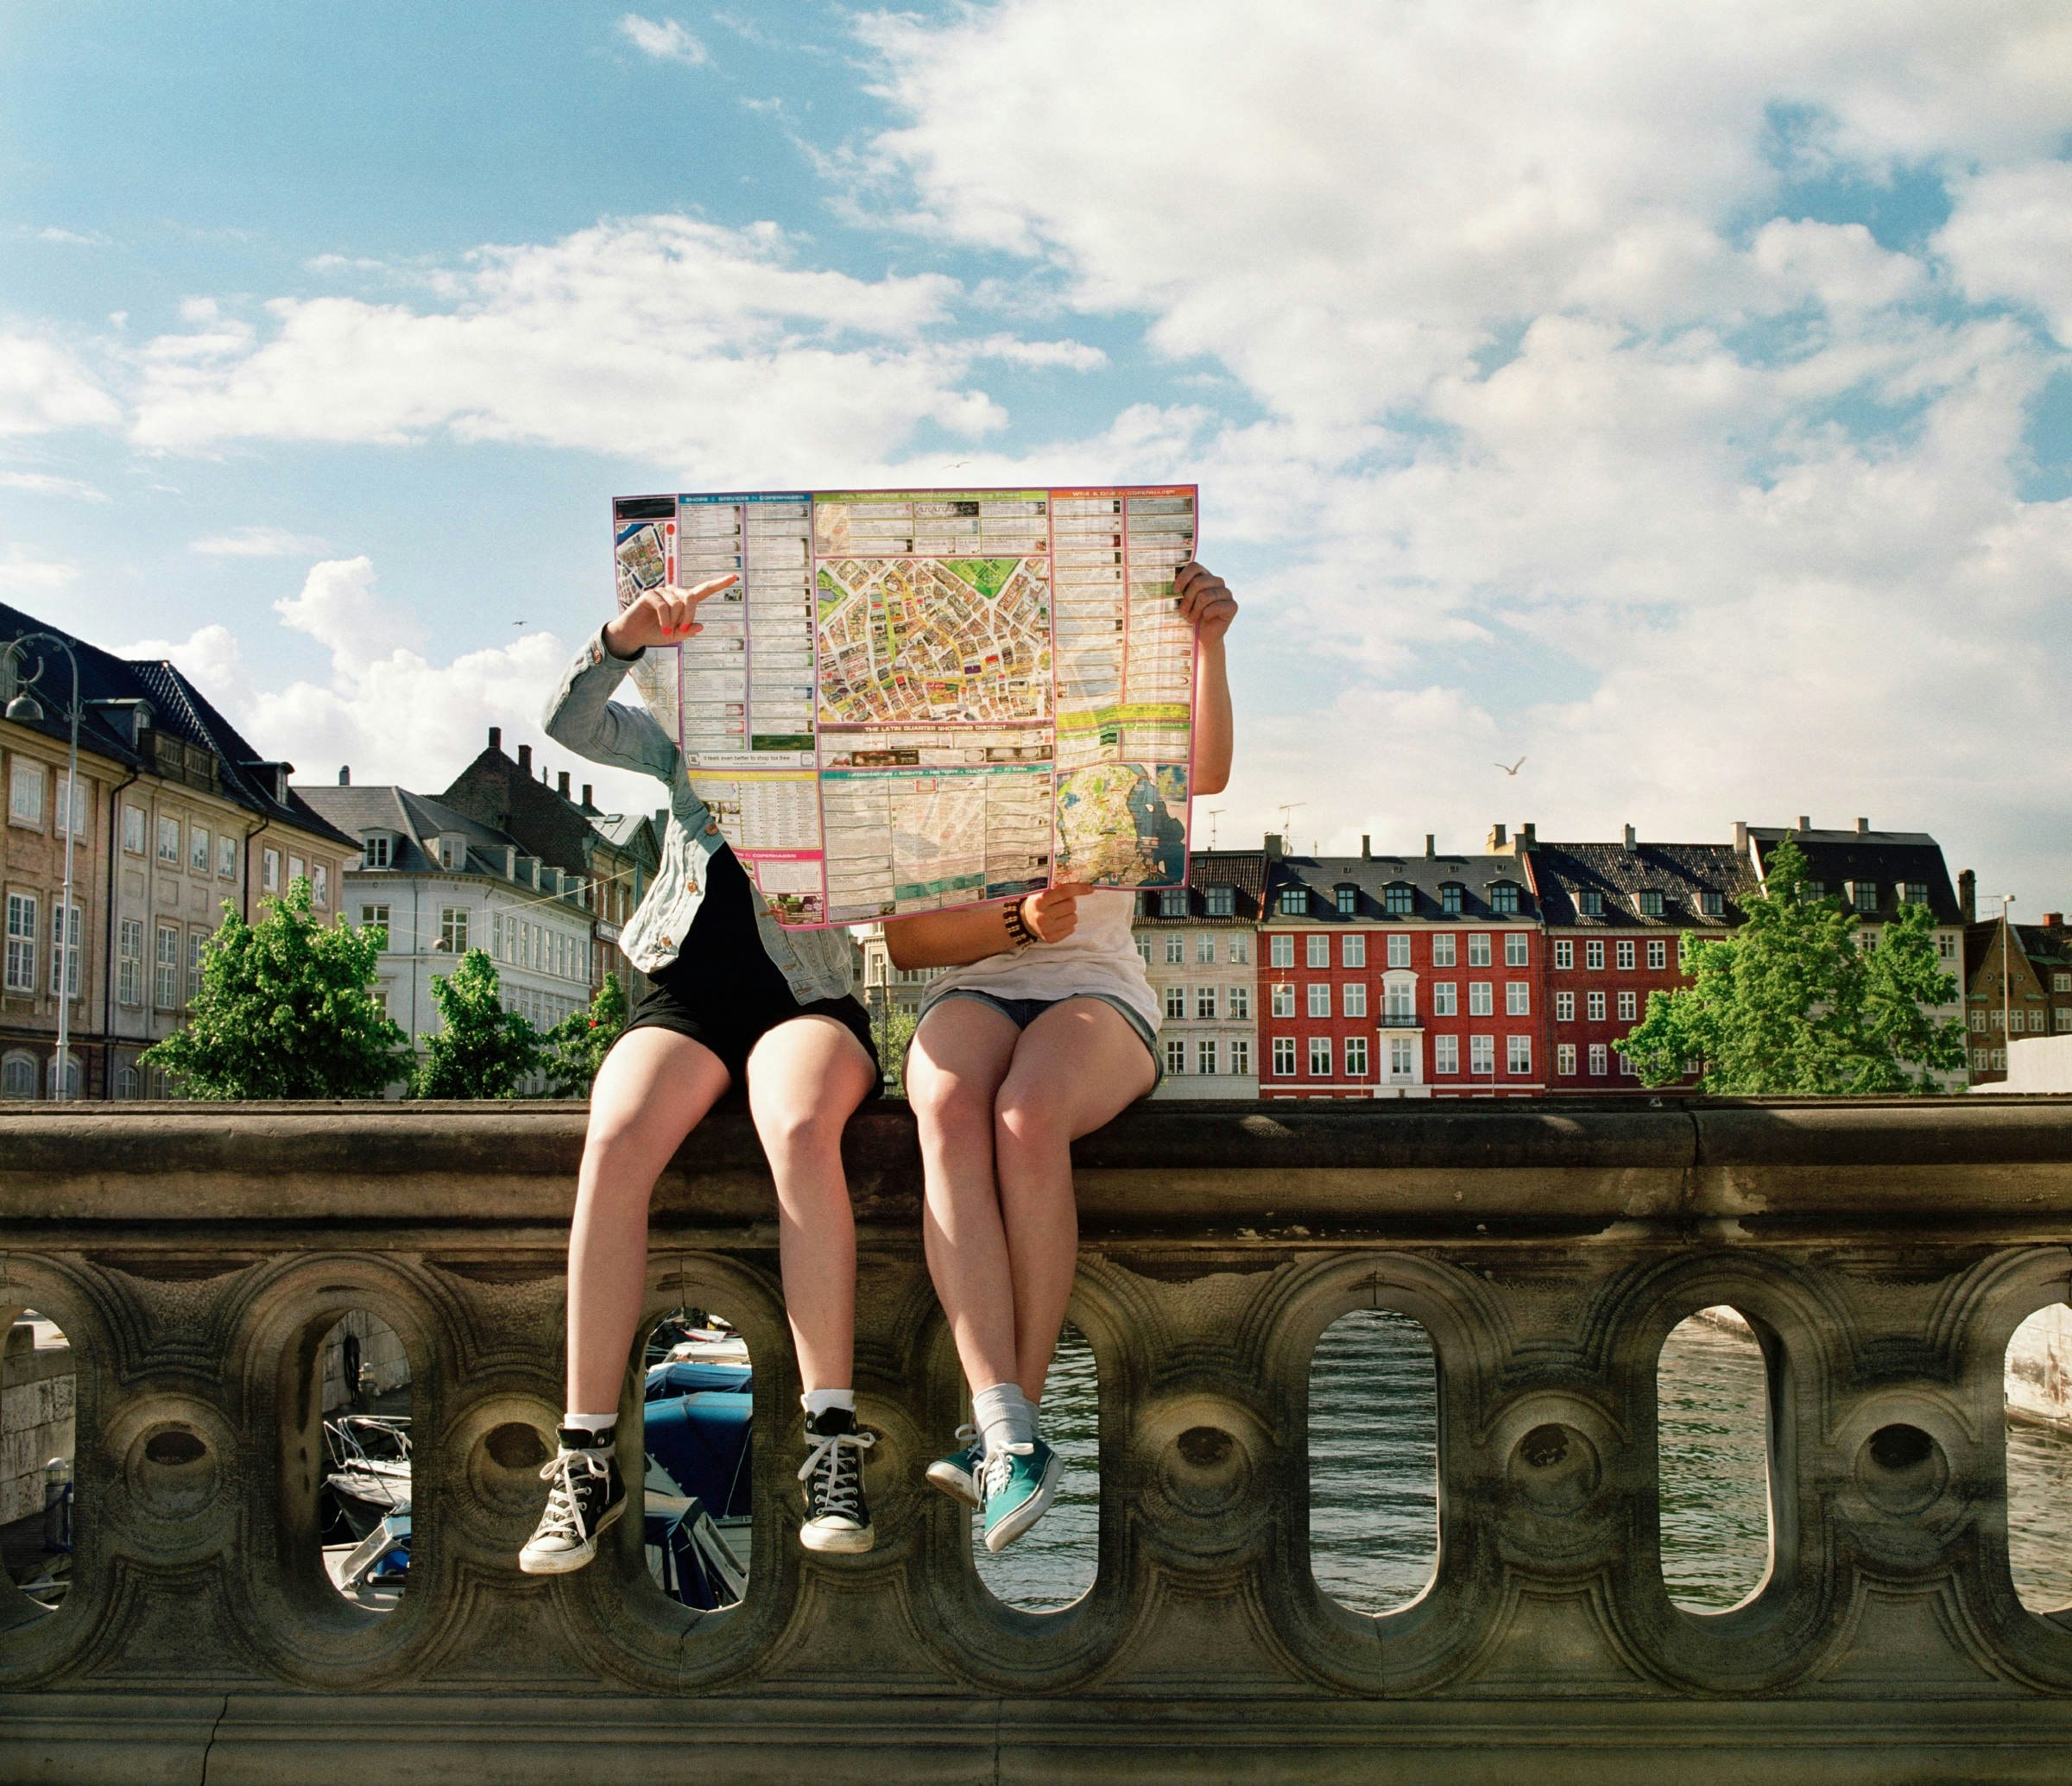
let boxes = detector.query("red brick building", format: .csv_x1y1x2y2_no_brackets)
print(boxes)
1257,835,1545,1099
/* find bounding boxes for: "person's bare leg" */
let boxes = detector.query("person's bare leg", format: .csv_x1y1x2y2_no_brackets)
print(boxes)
744,1013,879,1393
565,1027,731,1415
906,999,1023,1397
993,1000,1156,1401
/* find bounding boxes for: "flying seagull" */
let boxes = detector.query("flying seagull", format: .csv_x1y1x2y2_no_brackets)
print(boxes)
1495,755,1526,776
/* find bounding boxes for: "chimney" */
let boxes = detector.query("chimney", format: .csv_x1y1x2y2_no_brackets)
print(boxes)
1488,822,1507,850
1361,834,1371,860
489,726,502,751
1734,820,1748,852
1959,868,1976,924
1519,822,1536,849
1265,832,1284,861
1797,814,1810,833
1424,834,1435,858
338,766,350,786
2044,913,2063,929
1622,824,1637,852
582,783,594,810
517,744,533,775
1855,817,1869,835
558,771,572,799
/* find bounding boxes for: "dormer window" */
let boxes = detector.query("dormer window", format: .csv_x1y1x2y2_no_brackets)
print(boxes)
439,836,463,871
1578,891,1603,917
1383,883,1413,917
1488,880,1520,915
1159,887,1188,918
1440,882,1463,916
1637,890,1664,917
1204,885,1235,918
1335,886,1358,917
1802,879,1827,901
363,834,393,870
1904,881,1928,906
1851,880,1879,912
1278,888,1307,917
1700,891,1724,918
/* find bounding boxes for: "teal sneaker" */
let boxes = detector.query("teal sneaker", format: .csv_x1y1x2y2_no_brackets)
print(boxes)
925,1423,986,1508
981,1436,1062,1553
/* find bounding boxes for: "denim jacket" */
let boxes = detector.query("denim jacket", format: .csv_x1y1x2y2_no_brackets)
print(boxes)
540,628,856,1003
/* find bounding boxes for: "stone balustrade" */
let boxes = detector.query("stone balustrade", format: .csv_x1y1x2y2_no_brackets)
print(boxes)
4,1096,2072,1783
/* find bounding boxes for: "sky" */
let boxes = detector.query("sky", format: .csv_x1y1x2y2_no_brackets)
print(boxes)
3,1,2069,902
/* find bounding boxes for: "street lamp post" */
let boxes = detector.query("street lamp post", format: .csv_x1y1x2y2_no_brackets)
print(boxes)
1999,893,2018,1082
3,632,84,1101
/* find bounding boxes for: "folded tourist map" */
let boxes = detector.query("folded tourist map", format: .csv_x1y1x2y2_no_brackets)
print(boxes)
611,487,1198,926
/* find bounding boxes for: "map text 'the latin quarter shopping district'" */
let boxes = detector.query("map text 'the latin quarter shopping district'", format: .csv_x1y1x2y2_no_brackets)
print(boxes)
611,488,1197,926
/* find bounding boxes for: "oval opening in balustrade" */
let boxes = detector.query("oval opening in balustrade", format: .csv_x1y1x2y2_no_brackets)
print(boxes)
317,1310,413,1614
973,1322,1097,1612
639,1308,750,1612
2005,1302,2072,1614
1657,1305,1772,1612
2,1309,75,1622
1308,1308,1437,1614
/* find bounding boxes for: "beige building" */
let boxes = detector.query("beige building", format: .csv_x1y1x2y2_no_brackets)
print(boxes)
1132,849,1267,1098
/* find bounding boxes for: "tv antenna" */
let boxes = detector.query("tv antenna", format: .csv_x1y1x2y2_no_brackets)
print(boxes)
1276,802,1306,843
1205,808,1226,848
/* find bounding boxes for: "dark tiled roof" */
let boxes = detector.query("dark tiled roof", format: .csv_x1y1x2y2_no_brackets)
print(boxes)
1262,851,1538,922
299,784,552,887
1526,842,1753,929
439,746,603,874
2017,923,2072,971
1136,849,1269,923
1747,828,1962,925
1,599,355,849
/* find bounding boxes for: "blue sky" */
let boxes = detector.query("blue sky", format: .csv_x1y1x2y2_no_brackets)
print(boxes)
3,2,2069,901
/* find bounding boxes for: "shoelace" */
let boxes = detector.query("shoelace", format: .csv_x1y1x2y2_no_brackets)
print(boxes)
533,1448,611,1544
797,1427,876,1520
950,1422,982,1467
982,1441,1033,1499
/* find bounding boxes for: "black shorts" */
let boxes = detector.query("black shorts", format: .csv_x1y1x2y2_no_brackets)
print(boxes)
621,977,882,1099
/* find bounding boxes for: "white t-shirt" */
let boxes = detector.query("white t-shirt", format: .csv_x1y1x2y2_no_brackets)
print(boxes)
919,890,1159,1031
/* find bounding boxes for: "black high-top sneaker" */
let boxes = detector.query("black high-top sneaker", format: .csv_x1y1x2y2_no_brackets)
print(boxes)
519,1427,626,1575
797,1405,875,1554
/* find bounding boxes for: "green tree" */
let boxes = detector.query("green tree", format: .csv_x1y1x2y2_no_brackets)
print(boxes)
411,948,542,1099
141,880,406,1099
540,972,629,1097
1618,836,1965,1095
870,999,919,1099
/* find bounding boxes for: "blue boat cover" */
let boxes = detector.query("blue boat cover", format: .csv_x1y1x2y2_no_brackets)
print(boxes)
644,1360,753,1401
643,1392,753,1518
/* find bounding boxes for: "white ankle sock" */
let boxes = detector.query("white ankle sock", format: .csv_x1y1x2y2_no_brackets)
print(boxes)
972,1383,1033,1454
801,1388,856,1419
561,1412,616,1446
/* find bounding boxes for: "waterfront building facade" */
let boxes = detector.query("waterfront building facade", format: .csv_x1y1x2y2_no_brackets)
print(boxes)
1132,847,1266,1098
1963,911,2072,1085
2,601,354,1101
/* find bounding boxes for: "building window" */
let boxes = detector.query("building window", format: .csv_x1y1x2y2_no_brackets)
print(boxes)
117,1063,140,1099
1385,980,1415,1022
1384,885,1413,916
155,923,180,1008
1620,1051,1639,1076
1854,881,1879,912
440,906,469,953
0,1052,33,1099
1159,887,1188,918
370,989,389,1019
362,904,391,949
218,835,237,880
1507,1035,1532,1076
1587,991,1608,1021
1974,1048,1988,1070
1228,984,1250,1020
4,892,36,991
1270,933,1294,968
1802,879,1826,902
1989,1010,2003,1031
1904,881,1928,905
2032,1010,2049,1033
157,814,181,863
1195,985,1217,1020
1468,933,1491,968
49,901,80,999
1346,1035,1369,1077
1503,933,1526,967
1272,982,1295,1019
1578,890,1602,917
1554,939,1573,970
1309,1037,1332,1078
1638,889,1663,917
1970,1011,1987,1032
8,760,43,828
1993,1049,2007,1070
1307,983,1331,1018
1229,935,1248,965
1306,935,1330,968
2057,1010,2071,1032
1489,881,1519,914
1701,891,1724,917
187,931,205,1001
1441,883,1463,915
1432,934,1456,968
1272,1037,1296,1076
2056,974,2071,994
1507,981,1530,1016
1589,1044,1608,1076
1381,933,1405,969
1165,1038,1187,1076
54,773,86,833
288,853,306,888
363,834,392,869
1343,933,1367,968
1647,939,1667,970
1197,932,1216,963
1433,1035,1459,1075
191,824,211,874
1196,1039,1218,1076
1433,981,1456,1016
1556,992,1575,1022
1343,981,1367,1019
1616,940,1636,970
1205,886,1235,918
1939,933,1958,962
1557,1043,1576,1076
1278,889,1307,917
1585,940,1605,970
1230,1039,1251,1076
123,804,146,853
1469,1034,1494,1076
1469,981,1493,1017
118,918,143,1006
1134,936,1153,965
1336,887,1357,916
1165,984,1187,1021
262,847,280,892
313,865,329,907
1389,1035,1415,1078
1618,990,1638,1022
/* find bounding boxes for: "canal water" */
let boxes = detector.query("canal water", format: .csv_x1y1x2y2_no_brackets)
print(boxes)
974,1310,2072,1614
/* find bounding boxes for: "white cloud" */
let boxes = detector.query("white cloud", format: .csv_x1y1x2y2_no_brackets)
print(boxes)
190,526,330,557
0,471,108,501
1936,161,2072,346
0,547,79,599
0,334,120,435
616,14,709,66
117,623,250,705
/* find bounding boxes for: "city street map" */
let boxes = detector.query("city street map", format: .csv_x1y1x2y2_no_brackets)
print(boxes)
611,487,1197,926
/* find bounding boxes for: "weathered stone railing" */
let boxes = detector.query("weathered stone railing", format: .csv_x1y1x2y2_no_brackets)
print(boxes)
4,1097,2072,1783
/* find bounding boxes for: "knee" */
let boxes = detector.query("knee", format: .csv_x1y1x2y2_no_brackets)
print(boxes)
753,1097,846,1167
994,1081,1070,1152
578,1114,669,1192
908,1068,995,1143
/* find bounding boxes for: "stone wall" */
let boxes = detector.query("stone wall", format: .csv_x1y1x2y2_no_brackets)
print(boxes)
0,1318,72,1527
3,1095,2072,1783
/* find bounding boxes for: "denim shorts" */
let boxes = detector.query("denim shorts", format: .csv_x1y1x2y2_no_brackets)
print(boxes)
915,988,1164,1091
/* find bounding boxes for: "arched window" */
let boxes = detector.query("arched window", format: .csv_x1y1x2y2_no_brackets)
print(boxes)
0,1052,35,1100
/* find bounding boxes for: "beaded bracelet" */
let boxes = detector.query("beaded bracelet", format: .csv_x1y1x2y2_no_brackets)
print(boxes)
1001,896,1035,947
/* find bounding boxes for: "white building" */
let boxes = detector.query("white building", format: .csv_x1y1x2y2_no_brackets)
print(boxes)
1130,850,1267,1099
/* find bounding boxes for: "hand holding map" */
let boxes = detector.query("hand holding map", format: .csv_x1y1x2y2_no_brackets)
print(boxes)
611,486,1200,927
605,573,736,654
